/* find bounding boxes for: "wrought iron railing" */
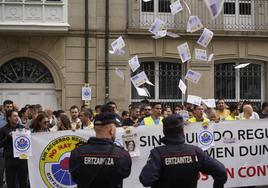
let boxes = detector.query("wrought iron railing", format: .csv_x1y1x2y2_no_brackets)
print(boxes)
128,0,268,32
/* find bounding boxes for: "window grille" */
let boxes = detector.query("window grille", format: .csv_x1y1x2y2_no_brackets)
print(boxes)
0,58,54,83
214,61,263,108
131,61,183,109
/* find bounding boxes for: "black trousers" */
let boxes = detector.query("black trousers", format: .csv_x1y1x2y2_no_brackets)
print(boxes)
0,156,4,188
5,157,28,188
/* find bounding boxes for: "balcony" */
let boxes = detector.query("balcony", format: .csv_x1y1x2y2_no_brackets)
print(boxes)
0,0,69,32
128,0,268,34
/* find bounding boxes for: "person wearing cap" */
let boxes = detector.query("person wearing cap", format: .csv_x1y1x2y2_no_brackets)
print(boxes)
139,114,227,188
69,112,132,188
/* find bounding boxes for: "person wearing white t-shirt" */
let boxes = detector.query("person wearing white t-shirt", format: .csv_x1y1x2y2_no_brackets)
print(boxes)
239,104,260,120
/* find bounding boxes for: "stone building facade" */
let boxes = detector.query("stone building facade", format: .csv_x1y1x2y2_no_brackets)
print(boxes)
0,0,267,112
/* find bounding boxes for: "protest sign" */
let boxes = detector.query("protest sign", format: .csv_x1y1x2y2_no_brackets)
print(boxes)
28,120,268,188
81,87,92,101
12,129,32,159
122,127,141,157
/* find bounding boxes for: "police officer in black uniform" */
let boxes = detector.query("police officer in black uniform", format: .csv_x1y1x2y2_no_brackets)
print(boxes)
139,114,227,188
69,112,132,188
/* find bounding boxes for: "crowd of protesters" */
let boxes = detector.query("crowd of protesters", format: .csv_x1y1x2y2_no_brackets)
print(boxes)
1,99,268,132
0,99,267,187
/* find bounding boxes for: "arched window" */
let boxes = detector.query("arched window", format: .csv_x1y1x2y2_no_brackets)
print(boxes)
131,61,184,107
0,58,54,83
214,60,264,107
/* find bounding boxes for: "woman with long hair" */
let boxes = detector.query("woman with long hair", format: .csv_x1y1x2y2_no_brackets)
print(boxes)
31,113,50,133
57,114,72,131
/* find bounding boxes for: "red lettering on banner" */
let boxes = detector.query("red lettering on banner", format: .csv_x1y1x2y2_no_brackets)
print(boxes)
48,149,57,159
257,165,267,176
238,165,268,178
226,168,235,178
57,143,71,150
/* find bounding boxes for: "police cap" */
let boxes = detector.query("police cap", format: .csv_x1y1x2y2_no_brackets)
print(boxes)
163,114,185,129
94,112,119,127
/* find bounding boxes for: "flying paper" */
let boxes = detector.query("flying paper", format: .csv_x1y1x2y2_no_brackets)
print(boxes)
170,0,183,15
115,68,125,80
128,55,140,72
136,87,150,97
197,28,214,48
204,0,224,19
131,71,154,88
177,42,191,63
166,31,180,38
202,99,216,108
187,16,203,33
111,36,125,52
152,29,167,39
185,69,202,84
149,18,166,35
178,79,187,94
195,49,207,61
207,53,214,62
109,49,125,56
234,63,250,69
187,95,202,106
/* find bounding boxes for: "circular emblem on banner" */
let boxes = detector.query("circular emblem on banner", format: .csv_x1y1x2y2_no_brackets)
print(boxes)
39,135,87,188
198,131,213,146
15,136,30,152
201,122,209,129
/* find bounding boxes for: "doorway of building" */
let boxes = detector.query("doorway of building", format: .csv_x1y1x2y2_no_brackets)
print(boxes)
0,57,59,110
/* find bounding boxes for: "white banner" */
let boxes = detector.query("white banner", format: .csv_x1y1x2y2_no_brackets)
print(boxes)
12,129,32,159
28,120,268,188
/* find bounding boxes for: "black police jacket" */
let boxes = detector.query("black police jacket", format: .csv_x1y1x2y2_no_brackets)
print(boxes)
139,134,227,188
69,137,132,188
0,123,19,158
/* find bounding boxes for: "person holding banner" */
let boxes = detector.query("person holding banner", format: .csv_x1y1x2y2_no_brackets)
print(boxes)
139,114,227,188
0,109,28,188
69,112,132,188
